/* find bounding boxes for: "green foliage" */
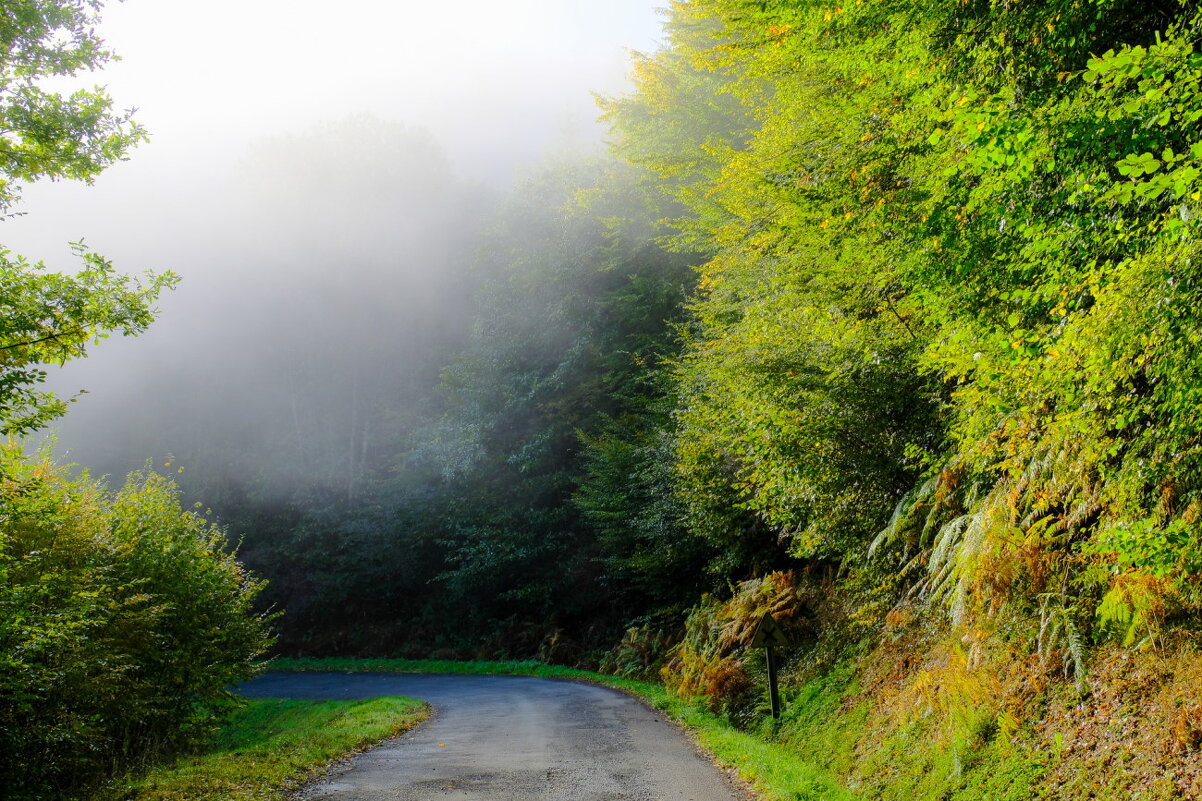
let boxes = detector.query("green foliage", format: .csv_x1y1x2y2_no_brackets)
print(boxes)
604,0,945,564
0,0,146,212
0,0,174,435
0,246,177,434
663,571,813,723
389,158,704,650
575,397,717,612
0,450,272,799
597,0,1202,663
596,623,676,678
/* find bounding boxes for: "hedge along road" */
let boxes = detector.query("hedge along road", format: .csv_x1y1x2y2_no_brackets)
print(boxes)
241,672,747,801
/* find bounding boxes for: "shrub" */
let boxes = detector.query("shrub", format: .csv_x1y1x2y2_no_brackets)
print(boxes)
598,622,675,679
662,571,811,723
0,449,272,799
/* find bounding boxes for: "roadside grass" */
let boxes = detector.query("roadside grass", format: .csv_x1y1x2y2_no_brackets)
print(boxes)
269,657,855,801
105,696,427,801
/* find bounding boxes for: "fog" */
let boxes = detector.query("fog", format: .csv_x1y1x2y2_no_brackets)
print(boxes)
3,0,665,495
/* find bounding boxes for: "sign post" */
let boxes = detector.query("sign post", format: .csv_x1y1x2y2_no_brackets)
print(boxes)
750,612,788,719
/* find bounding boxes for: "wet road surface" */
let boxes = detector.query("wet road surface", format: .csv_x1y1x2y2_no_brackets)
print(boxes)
241,672,745,801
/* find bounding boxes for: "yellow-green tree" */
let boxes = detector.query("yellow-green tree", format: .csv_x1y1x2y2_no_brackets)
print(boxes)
606,0,1202,651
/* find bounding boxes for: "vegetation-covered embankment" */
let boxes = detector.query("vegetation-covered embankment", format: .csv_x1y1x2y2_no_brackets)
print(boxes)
646,571,1202,800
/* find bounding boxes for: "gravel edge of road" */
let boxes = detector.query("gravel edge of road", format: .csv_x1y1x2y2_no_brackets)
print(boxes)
289,703,441,801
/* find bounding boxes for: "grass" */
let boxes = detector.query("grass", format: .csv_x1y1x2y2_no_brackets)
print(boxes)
270,656,607,679
106,696,427,801
268,657,856,801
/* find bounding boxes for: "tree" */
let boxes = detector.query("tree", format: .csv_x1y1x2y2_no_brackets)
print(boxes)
605,0,1202,658
0,0,174,435
0,6,269,796
602,0,946,565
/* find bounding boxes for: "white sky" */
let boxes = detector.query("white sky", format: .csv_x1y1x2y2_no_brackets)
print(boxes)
96,0,664,165
6,0,666,259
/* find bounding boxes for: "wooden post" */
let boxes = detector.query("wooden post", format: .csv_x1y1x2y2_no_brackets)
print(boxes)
765,643,780,719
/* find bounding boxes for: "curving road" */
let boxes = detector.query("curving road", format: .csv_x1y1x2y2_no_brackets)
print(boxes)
241,672,745,801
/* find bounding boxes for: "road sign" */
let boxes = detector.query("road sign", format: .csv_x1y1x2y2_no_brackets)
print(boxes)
750,612,789,648
750,612,788,719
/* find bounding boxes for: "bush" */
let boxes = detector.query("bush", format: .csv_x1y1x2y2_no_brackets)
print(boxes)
0,449,273,799
662,571,812,724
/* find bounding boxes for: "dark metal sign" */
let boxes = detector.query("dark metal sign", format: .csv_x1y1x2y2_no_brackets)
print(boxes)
750,612,789,649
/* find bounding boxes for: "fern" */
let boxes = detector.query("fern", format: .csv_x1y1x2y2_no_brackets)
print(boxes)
868,475,937,561
1095,571,1170,649
1037,592,1088,693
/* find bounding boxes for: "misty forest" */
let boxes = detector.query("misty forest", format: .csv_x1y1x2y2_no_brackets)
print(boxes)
9,0,1202,799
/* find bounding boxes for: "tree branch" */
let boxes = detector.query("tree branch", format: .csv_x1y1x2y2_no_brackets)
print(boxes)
0,326,86,354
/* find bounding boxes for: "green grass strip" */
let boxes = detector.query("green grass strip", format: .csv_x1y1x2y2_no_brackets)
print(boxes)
270,656,600,678
268,657,855,800
111,696,427,801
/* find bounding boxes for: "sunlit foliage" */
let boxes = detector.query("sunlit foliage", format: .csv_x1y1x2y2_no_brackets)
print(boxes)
601,0,1202,692
0,4,264,797
0,0,143,213
0,451,271,800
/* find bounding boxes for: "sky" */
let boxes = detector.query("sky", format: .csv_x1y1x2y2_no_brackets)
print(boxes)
7,0,666,258
104,0,663,171
3,0,669,481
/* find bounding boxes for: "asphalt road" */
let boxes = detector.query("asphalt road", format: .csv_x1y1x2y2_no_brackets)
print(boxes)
240,672,746,801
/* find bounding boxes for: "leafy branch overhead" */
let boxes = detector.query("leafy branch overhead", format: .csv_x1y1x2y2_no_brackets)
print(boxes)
0,0,146,213
0,0,174,435
0,246,177,434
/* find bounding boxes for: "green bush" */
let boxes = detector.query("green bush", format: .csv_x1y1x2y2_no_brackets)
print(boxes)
0,449,273,799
